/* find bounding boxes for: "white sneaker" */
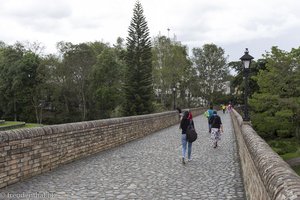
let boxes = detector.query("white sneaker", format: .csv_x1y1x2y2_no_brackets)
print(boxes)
188,159,192,162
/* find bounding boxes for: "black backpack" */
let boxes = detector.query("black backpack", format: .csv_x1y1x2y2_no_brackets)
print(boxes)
186,121,197,143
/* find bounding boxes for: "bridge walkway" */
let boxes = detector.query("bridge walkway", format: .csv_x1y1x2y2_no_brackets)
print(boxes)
0,112,246,199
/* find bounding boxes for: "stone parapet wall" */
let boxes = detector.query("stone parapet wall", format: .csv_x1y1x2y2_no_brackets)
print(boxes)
0,108,205,189
231,109,300,200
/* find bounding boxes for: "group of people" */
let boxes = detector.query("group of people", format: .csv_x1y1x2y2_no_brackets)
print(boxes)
221,103,233,114
177,105,224,164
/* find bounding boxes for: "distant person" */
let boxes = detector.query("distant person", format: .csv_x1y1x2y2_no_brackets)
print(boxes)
204,105,214,133
227,104,232,113
222,104,226,114
209,111,224,148
187,110,193,121
180,111,194,164
176,107,183,120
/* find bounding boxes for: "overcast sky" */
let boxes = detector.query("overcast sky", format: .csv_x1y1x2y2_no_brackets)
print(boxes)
1,0,300,61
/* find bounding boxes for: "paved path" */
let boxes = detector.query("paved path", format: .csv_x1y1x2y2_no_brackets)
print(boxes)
0,112,246,200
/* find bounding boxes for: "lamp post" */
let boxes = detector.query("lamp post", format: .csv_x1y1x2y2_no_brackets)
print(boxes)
240,48,254,121
172,87,176,110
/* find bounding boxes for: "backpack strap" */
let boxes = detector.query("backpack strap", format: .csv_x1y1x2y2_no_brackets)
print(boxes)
188,119,195,130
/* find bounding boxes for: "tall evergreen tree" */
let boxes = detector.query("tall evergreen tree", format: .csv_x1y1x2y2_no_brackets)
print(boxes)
124,1,153,115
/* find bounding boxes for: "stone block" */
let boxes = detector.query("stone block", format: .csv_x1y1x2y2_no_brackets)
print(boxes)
0,172,7,178
8,168,20,175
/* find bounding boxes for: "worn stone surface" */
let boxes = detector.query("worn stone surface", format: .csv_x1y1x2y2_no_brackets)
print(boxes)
0,112,245,199
231,109,300,200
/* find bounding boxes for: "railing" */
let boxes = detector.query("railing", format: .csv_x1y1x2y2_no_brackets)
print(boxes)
230,109,300,200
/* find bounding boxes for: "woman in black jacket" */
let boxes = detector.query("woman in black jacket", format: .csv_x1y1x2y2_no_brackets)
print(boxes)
180,111,194,164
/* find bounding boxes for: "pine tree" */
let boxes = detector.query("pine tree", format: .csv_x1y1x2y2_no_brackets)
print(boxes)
123,1,153,115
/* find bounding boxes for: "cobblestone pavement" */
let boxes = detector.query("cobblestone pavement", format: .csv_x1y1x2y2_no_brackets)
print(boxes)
0,112,246,200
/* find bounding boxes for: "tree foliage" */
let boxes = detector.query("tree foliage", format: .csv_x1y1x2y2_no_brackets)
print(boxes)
0,40,126,124
192,44,230,104
124,1,153,115
229,59,266,105
91,47,125,118
0,2,234,124
0,43,47,123
152,35,194,109
250,46,300,139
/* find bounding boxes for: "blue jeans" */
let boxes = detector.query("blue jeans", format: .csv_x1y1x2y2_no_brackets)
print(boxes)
181,134,192,159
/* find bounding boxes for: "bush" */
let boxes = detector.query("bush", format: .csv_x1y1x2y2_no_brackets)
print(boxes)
268,139,298,155
277,129,293,138
252,113,277,139
152,102,167,113
110,105,123,118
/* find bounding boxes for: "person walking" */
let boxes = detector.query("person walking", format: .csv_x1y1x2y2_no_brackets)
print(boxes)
227,104,232,113
205,105,214,133
176,107,183,120
222,104,226,114
180,111,194,164
209,111,224,148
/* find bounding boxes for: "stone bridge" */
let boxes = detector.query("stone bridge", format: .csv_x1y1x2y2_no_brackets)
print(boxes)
0,108,300,199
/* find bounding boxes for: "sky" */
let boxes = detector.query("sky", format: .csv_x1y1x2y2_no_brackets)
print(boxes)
1,0,300,61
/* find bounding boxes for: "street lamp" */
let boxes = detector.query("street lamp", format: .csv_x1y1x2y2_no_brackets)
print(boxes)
172,87,176,110
240,48,254,121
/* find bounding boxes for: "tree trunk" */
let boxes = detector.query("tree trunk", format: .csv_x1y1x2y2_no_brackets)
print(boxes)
63,94,69,114
82,93,86,121
31,97,40,124
80,81,86,121
13,96,17,121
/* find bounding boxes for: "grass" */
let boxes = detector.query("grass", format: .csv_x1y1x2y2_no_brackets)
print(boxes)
281,150,300,161
0,121,42,130
267,138,300,176
267,138,300,159
0,121,24,126
292,165,300,176
23,123,42,128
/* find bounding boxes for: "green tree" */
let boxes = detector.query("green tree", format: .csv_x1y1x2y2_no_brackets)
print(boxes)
38,54,63,124
192,44,229,104
18,51,46,123
250,46,300,139
229,59,266,105
91,47,124,118
124,1,153,115
0,42,46,123
61,42,96,121
152,35,196,109
0,43,24,121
